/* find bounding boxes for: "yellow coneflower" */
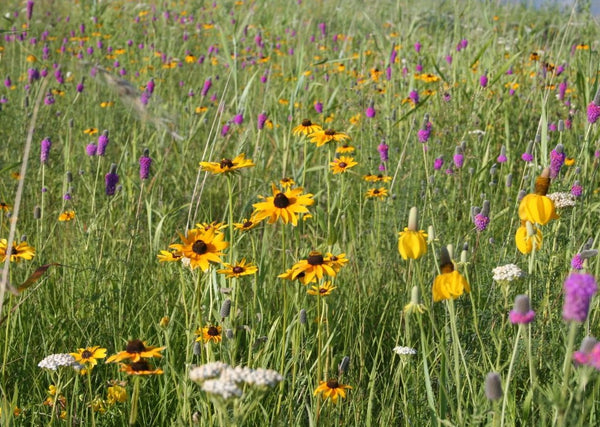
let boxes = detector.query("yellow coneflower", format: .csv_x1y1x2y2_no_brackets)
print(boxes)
233,215,263,231
0,239,35,262
83,127,98,135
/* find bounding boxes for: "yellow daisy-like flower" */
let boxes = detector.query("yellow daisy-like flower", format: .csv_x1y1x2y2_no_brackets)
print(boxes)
195,221,228,233
83,127,98,135
325,253,349,272
157,249,182,262
314,378,352,403
58,210,76,221
564,157,575,166
252,183,314,226
336,144,355,154
330,156,358,174
106,340,165,363
120,361,163,376
432,264,470,302
293,119,322,136
289,251,337,283
199,153,255,175
308,128,350,147
196,325,222,343
217,258,258,278
307,281,336,296
280,177,296,189
366,187,389,199
0,239,35,263
233,215,263,231
363,174,392,183
0,201,11,212
70,346,107,368
169,227,228,272
278,267,312,285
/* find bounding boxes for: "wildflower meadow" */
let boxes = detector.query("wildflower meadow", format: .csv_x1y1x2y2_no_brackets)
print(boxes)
1,0,600,425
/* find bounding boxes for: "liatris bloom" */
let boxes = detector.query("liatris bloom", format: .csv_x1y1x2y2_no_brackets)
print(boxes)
201,78,212,97
257,112,267,130
139,148,152,180
587,89,600,124
562,272,598,322
571,253,585,270
26,1,34,20
521,141,534,162
97,130,109,156
484,372,503,401
509,294,535,324
417,115,432,143
433,156,443,170
453,146,464,169
414,41,421,53
221,122,230,137
40,137,51,163
105,163,119,196
409,90,419,104
233,112,244,125
497,145,507,163
314,101,323,114
573,337,598,365
571,180,583,197
86,143,97,156
472,200,490,232
377,141,389,162
365,102,376,118
479,73,488,88
549,144,566,179
558,79,567,100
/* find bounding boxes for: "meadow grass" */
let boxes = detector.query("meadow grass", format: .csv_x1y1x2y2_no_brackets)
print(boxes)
1,0,600,425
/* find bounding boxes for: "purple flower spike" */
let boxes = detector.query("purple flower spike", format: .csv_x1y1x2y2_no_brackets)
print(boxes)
314,101,323,114
571,254,584,270
474,213,490,232
257,112,267,130
377,142,389,162
573,337,598,366
563,272,598,323
139,149,152,180
509,295,536,324
201,78,212,97
414,41,421,53
26,1,34,20
365,102,376,118
86,143,97,156
233,113,244,125
549,144,565,178
40,137,51,163
97,130,109,156
409,90,419,104
480,74,488,88
433,156,443,170
105,164,119,196
587,102,600,124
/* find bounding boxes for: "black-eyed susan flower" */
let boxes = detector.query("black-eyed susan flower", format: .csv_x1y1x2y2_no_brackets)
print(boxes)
336,144,355,154
0,202,11,212
365,187,388,199
199,153,255,175
157,249,182,262
106,340,165,363
518,168,559,225
289,251,337,283
70,346,107,368
307,281,336,296
217,259,258,278
195,221,228,233
83,127,98,135
432,247,470,302
515,221,542,254
252,183,314,226
314,378,352,403
196,325,222,343
278,267,311,285
325,253,349,272
0,239,35,263
169,227,228,272
364,174,392,183
293,119,322,136
233,215,263,231
280,177,295,189
120,360,163,376
330,156,358,174
58,210,76,221
398,207,428,260
308,128,350,147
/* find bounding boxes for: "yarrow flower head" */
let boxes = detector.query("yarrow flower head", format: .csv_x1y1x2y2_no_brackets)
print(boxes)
38,353,76,370
393,346,417,355
546,192,576,208
563,272,598,322
492,264,524,283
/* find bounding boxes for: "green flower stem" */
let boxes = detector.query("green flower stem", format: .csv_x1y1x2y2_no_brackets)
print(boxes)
501,324,523,427
87,369,96,427
129,376,140,426
557,321,578,426
417,314,438,423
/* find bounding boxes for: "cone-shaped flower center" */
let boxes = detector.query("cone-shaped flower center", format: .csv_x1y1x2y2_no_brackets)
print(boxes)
82,350,93,359
326,378,340,388
192,240,208,255
338,162,347,168
220,158,234,169
131,360,150,371
243,221,253,228
232,266,244,274
325,129,336,136
301,119,312,126
274,193,290,208
207,326,220,336
126,340,146,353
373,189,380,194
308,252,324,266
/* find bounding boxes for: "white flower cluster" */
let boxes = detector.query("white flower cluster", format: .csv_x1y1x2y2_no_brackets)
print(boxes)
189,362,283,400
547,192,576,208
393,346,417,356
492,264,524,282
38,353,76,370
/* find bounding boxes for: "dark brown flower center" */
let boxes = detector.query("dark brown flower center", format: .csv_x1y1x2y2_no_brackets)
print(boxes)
131,360,150,372
376,174,383,179
232,266,244,274
220,158,234,169
307,252,324,266
192,240,208,255
319,287,327,294
301,119,312,126
373,189,380,194
242,221,253,228
207,326,220,336
274,193,290,208
338,162,347,168
326,378,340,389
82,350,93,359
330,255,338,261
126,340,146,353
324,129,336,136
